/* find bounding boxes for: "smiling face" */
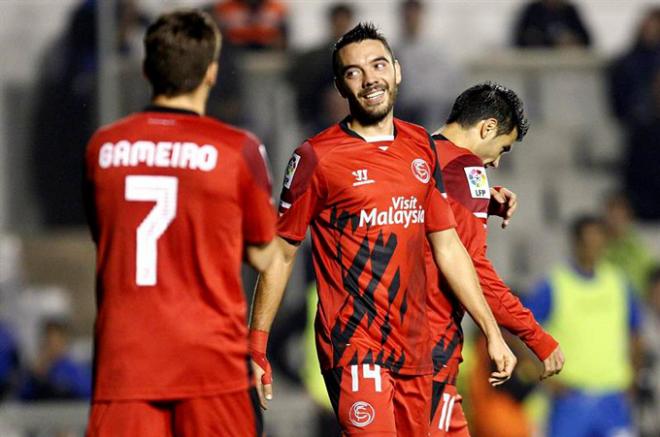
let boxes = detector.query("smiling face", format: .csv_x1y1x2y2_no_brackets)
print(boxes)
334,39,401,125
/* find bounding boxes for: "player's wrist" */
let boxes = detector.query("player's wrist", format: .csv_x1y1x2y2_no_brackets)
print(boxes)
248,329,269,355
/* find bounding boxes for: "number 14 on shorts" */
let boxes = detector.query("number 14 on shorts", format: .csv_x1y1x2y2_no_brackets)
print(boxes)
351,364,382,392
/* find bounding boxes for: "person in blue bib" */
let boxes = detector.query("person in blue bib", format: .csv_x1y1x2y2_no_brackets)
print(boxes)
525,215,642,437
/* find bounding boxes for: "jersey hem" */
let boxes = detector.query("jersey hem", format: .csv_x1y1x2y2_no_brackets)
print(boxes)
92,379,250,402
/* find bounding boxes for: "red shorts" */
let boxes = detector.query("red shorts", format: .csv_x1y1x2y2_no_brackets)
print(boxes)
86,388,263,437
323,364,432,436
430,384,469,437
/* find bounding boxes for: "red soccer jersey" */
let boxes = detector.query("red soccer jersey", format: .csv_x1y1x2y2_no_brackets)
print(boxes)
278,118,456,375
427,134,557,385
84,107,276,400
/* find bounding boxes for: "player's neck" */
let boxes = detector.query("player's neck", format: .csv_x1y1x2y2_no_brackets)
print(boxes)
347,112,395,138
437,124,480,157
152,91,207,116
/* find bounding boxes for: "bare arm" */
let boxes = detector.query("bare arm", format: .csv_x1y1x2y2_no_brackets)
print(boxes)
246,239,280,273
428,228,517,384
249,236,300,331
248,236,300,408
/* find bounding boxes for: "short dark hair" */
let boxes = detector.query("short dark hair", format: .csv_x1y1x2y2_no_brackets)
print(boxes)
332,22,394,79
446,82,529,141
570,214,605,243
143,10,221,97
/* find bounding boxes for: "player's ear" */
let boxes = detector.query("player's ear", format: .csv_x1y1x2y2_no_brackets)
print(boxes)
394,59,402,86
205,61,219,88
480,118,498,140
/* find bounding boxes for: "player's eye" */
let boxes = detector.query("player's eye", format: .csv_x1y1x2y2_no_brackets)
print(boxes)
502,145,511,153
345,69,360,79
374,62,386,70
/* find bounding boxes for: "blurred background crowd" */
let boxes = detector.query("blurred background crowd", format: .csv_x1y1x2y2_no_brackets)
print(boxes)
0,0,658,436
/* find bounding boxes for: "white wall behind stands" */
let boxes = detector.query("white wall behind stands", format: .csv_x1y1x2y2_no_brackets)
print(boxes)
0,0,656,229
166,0,656,55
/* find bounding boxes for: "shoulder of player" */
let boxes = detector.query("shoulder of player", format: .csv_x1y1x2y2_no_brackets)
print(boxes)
433,138,481,171
393,118,431,141
303,123,354,162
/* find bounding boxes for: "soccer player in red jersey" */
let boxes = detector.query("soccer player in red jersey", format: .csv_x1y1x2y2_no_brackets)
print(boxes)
248,24,516,436
83,10,277,437
427,83,566,436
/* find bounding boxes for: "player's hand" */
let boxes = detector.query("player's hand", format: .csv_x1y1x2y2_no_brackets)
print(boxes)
249,329,273,409
486,334,517,386
488,186,518,228
540,345,565,380
250,356,273,409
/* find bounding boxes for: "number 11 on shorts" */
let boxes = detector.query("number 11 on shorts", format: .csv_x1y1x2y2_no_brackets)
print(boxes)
351,364,382,393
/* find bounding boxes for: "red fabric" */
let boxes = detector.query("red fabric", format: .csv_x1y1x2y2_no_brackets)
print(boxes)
85,110,276,400
427,137,558,385
430,385,470,437
87,389,263,437
213,0,287,47
248,329,272,384
278,119,455,375
323,365,432,436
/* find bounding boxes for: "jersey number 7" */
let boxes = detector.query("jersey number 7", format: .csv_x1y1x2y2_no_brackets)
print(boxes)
125,175,178,286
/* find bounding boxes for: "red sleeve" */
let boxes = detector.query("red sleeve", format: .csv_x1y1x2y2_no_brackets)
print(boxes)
473,245,558,360
277,141,326,242
425,189,456,233
425,134,456,232
240,137,276,245
444,153,558,360
443,155,490,222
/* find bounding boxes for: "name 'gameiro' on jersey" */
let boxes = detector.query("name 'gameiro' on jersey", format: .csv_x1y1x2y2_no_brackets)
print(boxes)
97,140,218,171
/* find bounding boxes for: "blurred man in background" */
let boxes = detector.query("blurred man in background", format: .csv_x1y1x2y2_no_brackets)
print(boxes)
290,3,354,136
525,215,642,437
249,22,516,436
427,82,564,436
513,0,592,48
211,0,288,50
609,7,660,128
84,10,277,436
603,191,657,296
19,319,90,401
0,321,19,401
395,0,462,128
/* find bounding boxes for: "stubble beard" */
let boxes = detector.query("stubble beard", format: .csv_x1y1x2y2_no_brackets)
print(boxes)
348,84,398,126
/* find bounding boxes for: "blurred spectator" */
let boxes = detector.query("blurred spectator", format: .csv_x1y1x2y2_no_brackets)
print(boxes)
394,0,462,127
524,215,641,437
0,321,19,400
638,267,660,436
513,0,592,48
623,70,660,221
289,3,354,136
603,192,657,295
609,8,660,127
469,332,536,437
211,0,287,50
30,0,148,226
19,319,91,401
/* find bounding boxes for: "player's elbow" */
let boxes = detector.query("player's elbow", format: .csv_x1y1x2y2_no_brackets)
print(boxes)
246,240,279,273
